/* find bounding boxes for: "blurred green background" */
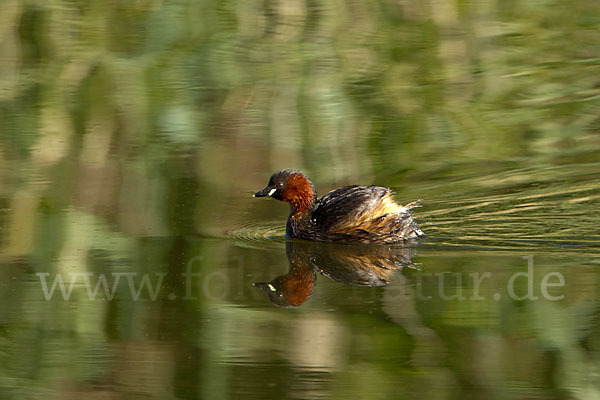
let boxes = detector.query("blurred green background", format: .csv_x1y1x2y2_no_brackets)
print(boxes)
1,0,599,399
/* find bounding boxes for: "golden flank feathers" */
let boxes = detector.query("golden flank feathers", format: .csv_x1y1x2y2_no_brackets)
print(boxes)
328,193,416,241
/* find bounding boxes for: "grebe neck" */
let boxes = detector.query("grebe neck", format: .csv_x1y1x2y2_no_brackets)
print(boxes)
282,174,317,216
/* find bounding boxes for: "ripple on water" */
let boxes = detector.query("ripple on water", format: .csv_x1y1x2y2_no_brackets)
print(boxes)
227,162,600,254
227,219,287,248
412,163,600,254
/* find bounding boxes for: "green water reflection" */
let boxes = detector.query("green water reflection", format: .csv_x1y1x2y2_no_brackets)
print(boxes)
1,0,600,399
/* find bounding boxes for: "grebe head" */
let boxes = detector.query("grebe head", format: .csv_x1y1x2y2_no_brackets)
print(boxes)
254,169,316,212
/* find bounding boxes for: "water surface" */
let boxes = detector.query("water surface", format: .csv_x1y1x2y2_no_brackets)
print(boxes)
1,0,600,399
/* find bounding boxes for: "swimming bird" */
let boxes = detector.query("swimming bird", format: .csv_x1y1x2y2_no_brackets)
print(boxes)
254,169,424,243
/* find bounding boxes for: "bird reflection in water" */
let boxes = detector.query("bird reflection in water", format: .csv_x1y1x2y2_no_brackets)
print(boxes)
253,240,419,307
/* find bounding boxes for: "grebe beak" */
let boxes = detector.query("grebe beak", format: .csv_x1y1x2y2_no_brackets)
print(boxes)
253,187,276,197
252,282,278,292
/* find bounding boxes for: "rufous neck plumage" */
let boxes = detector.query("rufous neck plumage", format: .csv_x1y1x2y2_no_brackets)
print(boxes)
282,173,317,215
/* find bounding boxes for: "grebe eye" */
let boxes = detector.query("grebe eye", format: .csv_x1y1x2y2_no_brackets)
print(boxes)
277,182,283,188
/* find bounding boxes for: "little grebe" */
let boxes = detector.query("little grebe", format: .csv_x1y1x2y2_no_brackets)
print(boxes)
254,169,425,243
